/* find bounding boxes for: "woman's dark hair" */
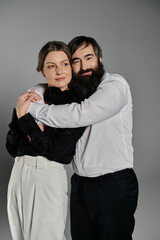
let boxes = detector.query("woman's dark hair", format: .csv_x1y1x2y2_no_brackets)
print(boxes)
68,36,102,59
37,41,72,72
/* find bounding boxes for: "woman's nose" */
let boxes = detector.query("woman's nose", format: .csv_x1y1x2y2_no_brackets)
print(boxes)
56,66,63,75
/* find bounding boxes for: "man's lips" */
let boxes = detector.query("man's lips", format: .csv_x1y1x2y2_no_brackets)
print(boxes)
81,71,92,76
55,77,65,81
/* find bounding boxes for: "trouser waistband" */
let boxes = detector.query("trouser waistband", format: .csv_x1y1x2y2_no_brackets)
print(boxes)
72,168,134,183
15,155,65,170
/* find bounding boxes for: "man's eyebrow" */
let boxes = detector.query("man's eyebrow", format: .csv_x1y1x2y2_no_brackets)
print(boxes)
72,54,94,62
72,57,79,62
84,54,94,58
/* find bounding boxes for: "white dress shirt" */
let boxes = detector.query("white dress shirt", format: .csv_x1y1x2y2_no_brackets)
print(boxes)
28,73,134,177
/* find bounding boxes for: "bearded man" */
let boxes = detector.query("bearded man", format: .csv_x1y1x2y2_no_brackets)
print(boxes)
19,36,139,240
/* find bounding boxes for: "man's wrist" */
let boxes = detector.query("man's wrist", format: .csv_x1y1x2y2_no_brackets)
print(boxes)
27,102,43,118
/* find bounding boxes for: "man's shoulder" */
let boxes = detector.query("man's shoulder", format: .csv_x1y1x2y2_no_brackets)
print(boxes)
101,72,129,87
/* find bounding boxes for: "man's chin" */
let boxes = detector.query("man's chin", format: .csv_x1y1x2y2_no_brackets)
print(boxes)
77,74,91,83
70,61,105,98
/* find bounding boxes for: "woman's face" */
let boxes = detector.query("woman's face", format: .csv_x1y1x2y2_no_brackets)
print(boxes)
42,51,72,91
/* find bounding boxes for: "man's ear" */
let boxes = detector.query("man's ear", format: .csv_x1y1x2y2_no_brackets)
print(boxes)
99,57,102,63
41,71,45,77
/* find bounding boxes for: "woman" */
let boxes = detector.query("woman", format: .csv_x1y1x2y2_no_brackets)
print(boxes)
6,41,86,240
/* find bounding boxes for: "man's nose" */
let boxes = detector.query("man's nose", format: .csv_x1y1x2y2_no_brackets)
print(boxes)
80,61,88,71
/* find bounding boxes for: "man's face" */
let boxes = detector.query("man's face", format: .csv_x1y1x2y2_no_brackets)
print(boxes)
72,44,101,76
69,43,105,99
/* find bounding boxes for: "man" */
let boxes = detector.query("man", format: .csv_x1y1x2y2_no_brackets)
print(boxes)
27,36,139,240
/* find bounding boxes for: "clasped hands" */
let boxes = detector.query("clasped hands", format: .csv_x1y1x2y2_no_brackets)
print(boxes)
16,89,42,119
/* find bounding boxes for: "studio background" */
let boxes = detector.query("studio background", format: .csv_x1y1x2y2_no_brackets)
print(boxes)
0,0,160,239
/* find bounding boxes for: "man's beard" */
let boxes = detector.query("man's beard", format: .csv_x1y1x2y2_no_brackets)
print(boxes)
69,61,105,99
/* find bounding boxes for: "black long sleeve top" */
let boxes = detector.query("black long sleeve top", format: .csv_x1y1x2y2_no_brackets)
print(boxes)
6,87,85,164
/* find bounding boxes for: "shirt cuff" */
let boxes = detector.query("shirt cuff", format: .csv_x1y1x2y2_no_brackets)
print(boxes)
8,108,20,132
17,113,38,135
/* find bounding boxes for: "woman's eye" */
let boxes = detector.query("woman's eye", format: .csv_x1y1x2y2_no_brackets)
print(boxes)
63,63,69,67
48,65,55,69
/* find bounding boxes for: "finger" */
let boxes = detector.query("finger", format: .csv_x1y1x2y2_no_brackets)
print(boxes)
17,92,30,101
30,99,39,103
29,94,41,101
30,89,42,99
29,91,41,97
23,91,30,96
29,96,39,102
33,95,41,100
29,95,39,100
35,94,42,100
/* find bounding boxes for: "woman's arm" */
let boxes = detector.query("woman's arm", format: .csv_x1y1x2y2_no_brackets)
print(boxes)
17,113,85,163
6,109,25,157
6,91,43,157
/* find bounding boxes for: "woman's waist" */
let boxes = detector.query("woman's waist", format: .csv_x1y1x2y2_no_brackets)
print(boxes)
15,155,66,170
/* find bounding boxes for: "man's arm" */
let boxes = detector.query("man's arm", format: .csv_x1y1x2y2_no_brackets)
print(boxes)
28,74,129,128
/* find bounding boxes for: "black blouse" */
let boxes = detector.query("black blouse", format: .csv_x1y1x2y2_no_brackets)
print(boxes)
6,87,85,164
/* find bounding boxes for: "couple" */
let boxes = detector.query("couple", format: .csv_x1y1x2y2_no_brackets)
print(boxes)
6,36,138,240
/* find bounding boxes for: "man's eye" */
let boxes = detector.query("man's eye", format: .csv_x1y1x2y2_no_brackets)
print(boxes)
73,60,80,64
86,57,92,61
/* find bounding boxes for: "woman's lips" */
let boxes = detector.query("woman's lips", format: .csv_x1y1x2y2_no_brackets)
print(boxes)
55,77,65,81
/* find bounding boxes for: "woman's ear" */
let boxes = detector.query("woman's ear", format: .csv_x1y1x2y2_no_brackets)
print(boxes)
41,71,45,77
99,57,102,63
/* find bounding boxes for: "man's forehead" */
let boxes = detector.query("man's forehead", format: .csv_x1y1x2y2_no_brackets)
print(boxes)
72,44,95,57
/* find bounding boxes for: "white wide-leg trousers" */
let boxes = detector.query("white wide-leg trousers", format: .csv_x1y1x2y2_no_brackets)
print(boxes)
7,155,68,240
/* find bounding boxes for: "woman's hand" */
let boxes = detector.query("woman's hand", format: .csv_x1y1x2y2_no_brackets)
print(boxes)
28,89,42,103
16,92,31,118
16,90,42,119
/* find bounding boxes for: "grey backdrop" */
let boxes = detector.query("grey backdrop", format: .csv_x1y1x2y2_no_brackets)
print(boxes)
1,0,160,239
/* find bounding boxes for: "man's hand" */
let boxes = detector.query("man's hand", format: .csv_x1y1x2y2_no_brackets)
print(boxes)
16,92,31,118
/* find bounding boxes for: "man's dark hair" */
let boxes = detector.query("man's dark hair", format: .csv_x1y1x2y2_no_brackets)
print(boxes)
68,36,102,59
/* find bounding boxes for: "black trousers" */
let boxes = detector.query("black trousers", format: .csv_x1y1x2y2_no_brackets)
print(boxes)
70,168,138,240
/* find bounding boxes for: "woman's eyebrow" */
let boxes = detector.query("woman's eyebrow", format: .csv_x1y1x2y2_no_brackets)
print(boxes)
46,59,69,64
61,59,69,63
46,62,55,64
